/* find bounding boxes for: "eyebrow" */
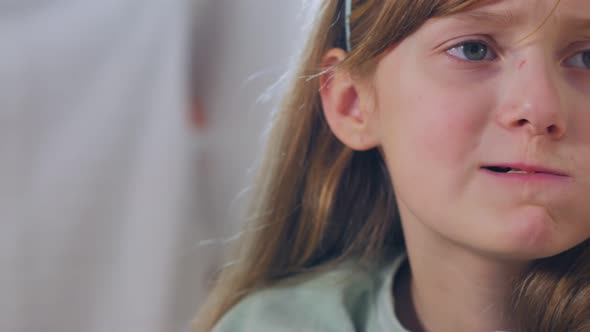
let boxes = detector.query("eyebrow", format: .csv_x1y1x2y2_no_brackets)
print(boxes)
450,8,590,34
451,9,520,26
567,16,590,31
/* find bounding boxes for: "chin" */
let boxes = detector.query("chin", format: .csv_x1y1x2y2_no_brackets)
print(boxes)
483,208,586,261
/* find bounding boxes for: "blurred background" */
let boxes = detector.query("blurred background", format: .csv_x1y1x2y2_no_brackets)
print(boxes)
0,1,308,331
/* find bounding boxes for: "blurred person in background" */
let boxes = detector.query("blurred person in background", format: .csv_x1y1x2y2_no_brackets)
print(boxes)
1,0,202,331
0,0,305,331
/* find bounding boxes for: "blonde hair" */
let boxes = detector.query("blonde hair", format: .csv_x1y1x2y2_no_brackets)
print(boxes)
194,1,590,331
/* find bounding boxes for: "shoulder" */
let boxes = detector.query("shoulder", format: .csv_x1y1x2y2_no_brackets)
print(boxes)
212,259,394,332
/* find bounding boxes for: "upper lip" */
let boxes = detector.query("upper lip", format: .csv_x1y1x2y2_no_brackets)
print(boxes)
482,163,569,177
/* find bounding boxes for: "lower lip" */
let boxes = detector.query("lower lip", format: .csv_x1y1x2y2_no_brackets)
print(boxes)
481,168,571,184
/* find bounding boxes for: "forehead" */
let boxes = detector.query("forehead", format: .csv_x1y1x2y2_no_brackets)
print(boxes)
448,0,590,29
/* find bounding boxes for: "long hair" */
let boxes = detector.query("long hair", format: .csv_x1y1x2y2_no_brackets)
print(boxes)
194,1,590,331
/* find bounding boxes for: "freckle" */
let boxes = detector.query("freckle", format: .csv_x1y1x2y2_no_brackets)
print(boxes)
518,60,527,70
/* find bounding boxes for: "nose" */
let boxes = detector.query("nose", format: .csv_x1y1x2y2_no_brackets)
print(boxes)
497,56,567,140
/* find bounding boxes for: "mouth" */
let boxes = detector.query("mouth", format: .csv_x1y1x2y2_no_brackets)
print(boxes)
481,164,568,177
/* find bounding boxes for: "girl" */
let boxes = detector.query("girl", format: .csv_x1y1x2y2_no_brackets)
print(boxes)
195,0,590,331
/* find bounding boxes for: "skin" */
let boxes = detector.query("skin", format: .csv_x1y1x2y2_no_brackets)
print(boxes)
320,0,590,330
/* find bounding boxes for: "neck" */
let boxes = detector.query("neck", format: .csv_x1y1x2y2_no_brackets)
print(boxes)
395,217,529,332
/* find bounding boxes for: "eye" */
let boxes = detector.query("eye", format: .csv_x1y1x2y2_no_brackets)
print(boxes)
564,50,590,69
447,41,497,62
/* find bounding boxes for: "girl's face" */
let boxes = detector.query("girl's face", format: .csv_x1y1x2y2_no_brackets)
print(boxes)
372,0,590,260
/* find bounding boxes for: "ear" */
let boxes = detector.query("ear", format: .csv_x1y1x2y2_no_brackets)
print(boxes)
319,48,380,151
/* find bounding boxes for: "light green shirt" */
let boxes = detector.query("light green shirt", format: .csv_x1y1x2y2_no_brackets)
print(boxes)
213,253,409,332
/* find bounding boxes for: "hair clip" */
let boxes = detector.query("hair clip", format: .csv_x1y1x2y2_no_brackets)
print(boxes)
344,0,352,52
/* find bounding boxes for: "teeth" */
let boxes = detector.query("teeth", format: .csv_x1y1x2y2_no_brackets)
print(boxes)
507,169,535,174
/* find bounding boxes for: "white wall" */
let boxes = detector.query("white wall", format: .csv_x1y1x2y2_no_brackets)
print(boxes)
0,1,308,331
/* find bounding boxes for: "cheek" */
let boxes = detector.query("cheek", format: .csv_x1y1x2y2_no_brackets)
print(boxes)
568,105,590,177
375,48,500,165
376,74,493,178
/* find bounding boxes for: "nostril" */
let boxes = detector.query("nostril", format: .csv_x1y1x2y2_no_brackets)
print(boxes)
508,116,565,138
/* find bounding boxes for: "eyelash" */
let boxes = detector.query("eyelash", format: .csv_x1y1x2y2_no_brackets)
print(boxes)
563,50,590,69
445,39,499,63
445,39,590,70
